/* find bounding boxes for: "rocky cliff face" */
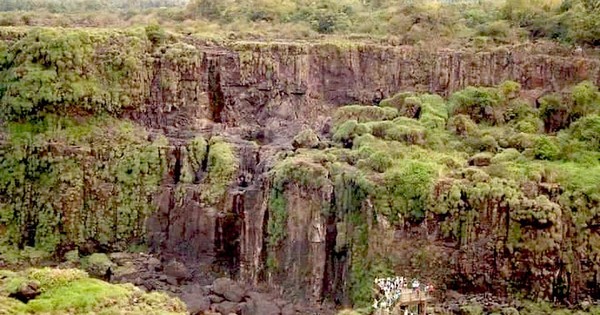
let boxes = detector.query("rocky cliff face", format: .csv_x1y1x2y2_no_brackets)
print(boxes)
1,28,600,309
131,40,600,143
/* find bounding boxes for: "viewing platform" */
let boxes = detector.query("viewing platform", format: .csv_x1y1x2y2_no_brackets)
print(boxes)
373,277,435,315
374,289,433,315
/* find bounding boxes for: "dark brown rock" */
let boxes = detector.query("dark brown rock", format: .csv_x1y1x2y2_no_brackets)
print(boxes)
183,295,211,315
212,278,245,303
9,281,40,303
209,294,225,303
163,259,190,283
468,153,492,167
214,301,238,315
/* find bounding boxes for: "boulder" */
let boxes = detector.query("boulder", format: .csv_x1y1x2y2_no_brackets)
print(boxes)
84,253,114,280
212,278,245,303
214,301,238,315
163,259,190,283
209,294,224,303
242,292,281,315
9,281,40,303
468,153,492,167
182,294,211,315
281,303,298,315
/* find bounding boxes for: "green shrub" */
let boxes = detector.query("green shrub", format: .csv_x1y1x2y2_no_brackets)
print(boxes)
419,93,449,129
180,136,208,184
384,117,426,145
571,80,600,117
379,91,417,110
533,135,561,160
499,80,522,100
267,188,287,248
492,148,523,163
365,151,392,173
567,4,600,45
382,160,438,222
145,24,165,45
334,105,398,124
0,116,165,253
271,153,331,190
450,86,502,124
514,117,543,134
477,20,512,40
333,119,371,146
468,134,499,153
506,132,537,151
566,115,600,150
292,128,320,149
291,0,354,34
448,114,479,137
202,137,238,204
0,29,149,120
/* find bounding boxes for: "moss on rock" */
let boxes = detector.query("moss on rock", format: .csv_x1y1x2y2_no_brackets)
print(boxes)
0,268,186,314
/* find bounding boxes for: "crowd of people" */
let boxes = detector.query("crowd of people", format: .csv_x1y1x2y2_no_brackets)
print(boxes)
372,276,434,310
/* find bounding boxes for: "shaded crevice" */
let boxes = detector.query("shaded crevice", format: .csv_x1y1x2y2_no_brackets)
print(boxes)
173,146,182,183
215,192,243,278
323,195,339,303
207,58,225,123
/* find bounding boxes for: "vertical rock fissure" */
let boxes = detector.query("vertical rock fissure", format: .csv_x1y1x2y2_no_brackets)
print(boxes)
207,57,225,123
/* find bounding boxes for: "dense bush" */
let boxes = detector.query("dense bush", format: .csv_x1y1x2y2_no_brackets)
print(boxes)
566,115,600,150
0,28,151,120
533,135,561,160
450,86,502,124
0,0,600,45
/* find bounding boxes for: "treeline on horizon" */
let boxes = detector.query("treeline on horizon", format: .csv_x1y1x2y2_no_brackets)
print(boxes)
0,0,599,46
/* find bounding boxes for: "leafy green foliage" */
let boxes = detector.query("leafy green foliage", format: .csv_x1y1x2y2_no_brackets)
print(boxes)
449,86,502,124
0,0,600,46
381,161,438,222
0,116,166,254
333,119,371,147
333,105,398,124
568,115,600,149
180,136,208,184
0,28,151,121
533,135,560,160
269,80,600,307
292,128,320,149
145,23,165,46
202,137,238,204
571,80,600,117
266,188,287,248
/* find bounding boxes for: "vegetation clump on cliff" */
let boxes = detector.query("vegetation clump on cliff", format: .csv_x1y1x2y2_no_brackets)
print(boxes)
0,115,166,260
267,80,600,309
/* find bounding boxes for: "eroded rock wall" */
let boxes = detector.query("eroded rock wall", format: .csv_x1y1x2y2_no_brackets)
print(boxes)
134,40,600,142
